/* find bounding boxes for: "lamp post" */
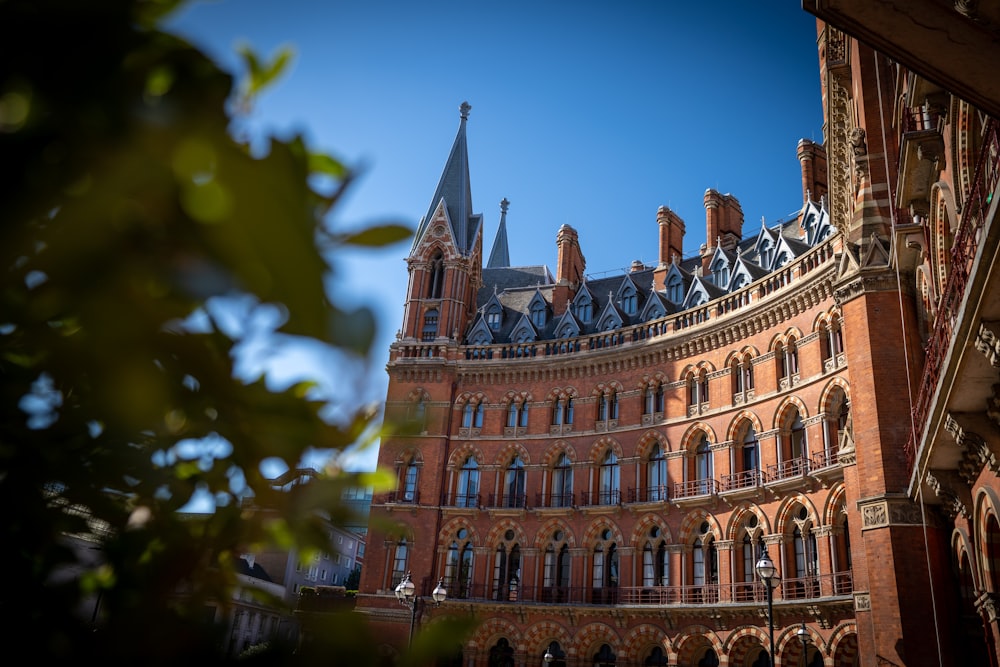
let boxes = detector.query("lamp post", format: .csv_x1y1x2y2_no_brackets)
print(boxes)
797,622,810,667
394,572,447,648
755,545,779,667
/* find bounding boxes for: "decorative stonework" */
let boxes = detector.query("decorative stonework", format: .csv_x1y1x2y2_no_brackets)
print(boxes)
975,321,1000,368
860,501,888,529
976,591,1000,623
860,497,930,529
854,593,871,612
925,469,971,520
944,412,999,483
833,271,900,306
828,63,853,236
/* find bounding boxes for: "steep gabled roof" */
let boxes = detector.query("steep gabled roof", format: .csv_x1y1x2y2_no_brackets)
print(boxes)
682,275,727,309
552,308,582,338
412,102,482,256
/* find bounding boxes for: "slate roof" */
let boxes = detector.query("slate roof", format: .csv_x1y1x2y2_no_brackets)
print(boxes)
463,200,831,345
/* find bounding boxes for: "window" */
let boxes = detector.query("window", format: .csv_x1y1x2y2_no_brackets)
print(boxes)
507,401,518,428
577,299,592,323
642,527,669,586
742,427,759,473
592,532,619,604
462,403,473,428
621,287,637,315
531,300,546,327
457,456,479,507
487,305,502,330
519,401,529,428
647,443,667,501
712,258,728,287
543,531,571,603
493,541,521,601
421,308,438,341
552,453,573,507
644,384,663,415
695,435,713,494
428,251,444,298
667,275,683,303
789,410,807,459
391,539,408,586
599,450,620,504
445,529,474,599
401,460,418,502
565,397,574,424
759,240,772,268
504,456,526,507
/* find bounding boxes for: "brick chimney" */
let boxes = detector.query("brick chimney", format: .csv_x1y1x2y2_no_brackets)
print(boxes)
719,194,743,251
553,224,585,315
797,138,828,205
653,205,685,290
702,189,723,275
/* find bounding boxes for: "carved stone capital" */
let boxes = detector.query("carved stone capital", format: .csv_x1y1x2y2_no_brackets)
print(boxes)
925,469,971,520
975,321,1000,368
977,591,1000,624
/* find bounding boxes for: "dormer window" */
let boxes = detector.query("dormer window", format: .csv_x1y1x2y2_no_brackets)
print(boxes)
759,240,772,268
487,305,502,330
621,287,637,315
531,301,546,327
576,299,592,323
712,259,728,287
667,275,683,303
775,251,789,267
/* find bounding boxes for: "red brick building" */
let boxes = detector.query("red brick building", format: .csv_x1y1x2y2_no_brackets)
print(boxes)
356,8,1000,666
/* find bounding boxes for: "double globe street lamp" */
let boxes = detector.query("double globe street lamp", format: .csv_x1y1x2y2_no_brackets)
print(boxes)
755,545,779,667
394,572,447,648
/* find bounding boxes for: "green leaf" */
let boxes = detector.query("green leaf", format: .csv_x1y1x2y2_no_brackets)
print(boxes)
339,224,413,248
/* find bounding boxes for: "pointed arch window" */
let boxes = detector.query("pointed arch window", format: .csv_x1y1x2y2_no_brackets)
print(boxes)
642,527,670,587
667,275,683,303
428,251,445,299
398,458,419,503
647,443,667,502
422,308,439,341
621,286,637,315
531,300,546,327
487,305,502,330
643,383,664,416
592,531,619,604
543,533,571,603
551,453,573,507
742,426,759,473
576,298,592,323
695,435,713,495
712,258,729,287
789,410,807,460
599,450,620,504
594,644,617,667
456,456,479,507
759,240,772,268
504,455,526,508
445,529,474,599
391,539,408,587
492,542,521,601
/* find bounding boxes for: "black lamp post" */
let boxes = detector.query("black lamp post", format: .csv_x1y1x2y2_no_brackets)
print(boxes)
797,622,810,667
394,572,447,648
755,546,779,667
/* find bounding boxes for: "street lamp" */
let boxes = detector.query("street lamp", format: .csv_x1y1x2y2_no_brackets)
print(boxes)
797,622,810,667
394,572,447,648
755,545,779,667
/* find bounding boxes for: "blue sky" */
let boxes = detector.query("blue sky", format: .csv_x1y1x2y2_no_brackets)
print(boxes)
164,1,824,476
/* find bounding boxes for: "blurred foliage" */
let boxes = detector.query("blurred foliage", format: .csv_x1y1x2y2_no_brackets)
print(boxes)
0,0,466,663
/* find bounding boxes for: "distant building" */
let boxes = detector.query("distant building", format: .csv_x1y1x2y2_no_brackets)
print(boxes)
355,8,1000,667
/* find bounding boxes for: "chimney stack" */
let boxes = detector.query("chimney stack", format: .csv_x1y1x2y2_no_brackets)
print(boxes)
654,205,685,290
553,224,585,314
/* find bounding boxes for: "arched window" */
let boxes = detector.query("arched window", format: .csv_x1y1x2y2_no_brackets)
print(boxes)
400,458,418,503
600,450,620,504
789,410,807,460
421,308,439,341
712,258,729,287
428,251,444,299
462,403,473,428
519,401,529,428
565,397,574,425
474,402,484,428
552,398,565,425
531,300,546,327
621,286,637,315
609,390,619,420
445,528,474,599
592,530,619,604
647,443,667,501
391,539,408,587
507,400,524,428
551,453,573,507
456,456,479,507
488,638,515,667
504,455,526,508
698,369,709,404
492,541,521,601
487,305,502,330
577,298,592,323
667,275,683,303
742,426,759,475
695,434,713,495
594,644,617,667
642,526,669,587
644,385,655,415
543,532,571,603
598,393,607,421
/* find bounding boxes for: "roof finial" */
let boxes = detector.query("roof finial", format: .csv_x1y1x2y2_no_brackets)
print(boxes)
500,197,509,214
460,101,471,120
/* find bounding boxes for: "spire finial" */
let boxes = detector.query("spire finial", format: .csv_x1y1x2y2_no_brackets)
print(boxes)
500,198,509,214
460,101,471,120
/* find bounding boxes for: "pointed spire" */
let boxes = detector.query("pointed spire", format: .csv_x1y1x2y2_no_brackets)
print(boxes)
412,102,478,254
487,198,511,268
